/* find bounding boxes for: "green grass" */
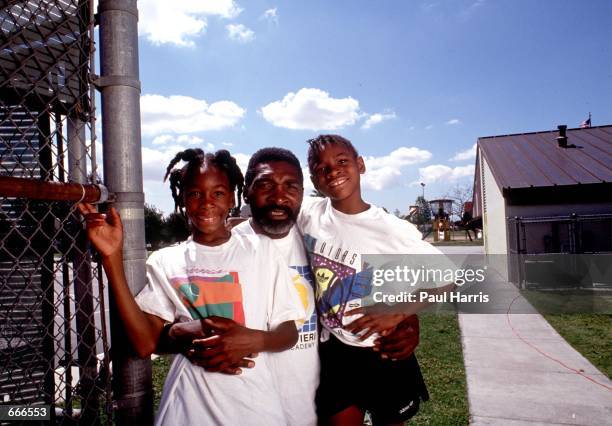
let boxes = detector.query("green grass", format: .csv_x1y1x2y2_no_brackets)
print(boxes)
150,315,470,425
521,289,612,378
543,314,612,378
410,313,469,426
152,355,171,411
522,289,612,314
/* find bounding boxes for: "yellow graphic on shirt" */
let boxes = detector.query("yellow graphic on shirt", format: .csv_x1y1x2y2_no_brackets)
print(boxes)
315,267,334,298
292,274,309,326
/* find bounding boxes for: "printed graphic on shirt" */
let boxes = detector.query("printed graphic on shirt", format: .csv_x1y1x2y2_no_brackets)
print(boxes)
289,264,318,350
303,234,374,329
170,272,245,324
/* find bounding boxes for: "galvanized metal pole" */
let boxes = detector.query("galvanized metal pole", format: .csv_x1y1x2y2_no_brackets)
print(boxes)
67,117,87,182
97,1,153,424
67,116,100,425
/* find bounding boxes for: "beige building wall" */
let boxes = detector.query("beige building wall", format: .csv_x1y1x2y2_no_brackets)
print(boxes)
481,154,508,255
480,153,509,279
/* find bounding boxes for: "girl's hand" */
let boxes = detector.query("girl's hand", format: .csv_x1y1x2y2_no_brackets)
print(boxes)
77,203,123,258
343,304,407,342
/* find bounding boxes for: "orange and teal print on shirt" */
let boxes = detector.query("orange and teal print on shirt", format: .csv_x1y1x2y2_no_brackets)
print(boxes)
171,272,245,325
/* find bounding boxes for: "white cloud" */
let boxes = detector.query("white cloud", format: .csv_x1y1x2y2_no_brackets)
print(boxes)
362,147,432,190
445,118,462,125
450,143,477,162
222,142,234,147
233,153,251,175
415,164,475,184
151,134,174,145
425,124,434,130
139,0,242,47
141,146,171,182
461,0,487,19
421,2,438,12
151,134,210,148
361,111,397,130
260,8,278,24
468,0,486,11
260,88,362,130
141,94,245,136
226,23,255,43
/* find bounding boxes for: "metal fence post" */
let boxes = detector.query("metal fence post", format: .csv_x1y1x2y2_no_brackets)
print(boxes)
68,116,100,425
97,1,152,424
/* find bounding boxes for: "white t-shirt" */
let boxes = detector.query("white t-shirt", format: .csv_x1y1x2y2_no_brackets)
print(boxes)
298,197,450,347
234,221,319,426
135,234,305,426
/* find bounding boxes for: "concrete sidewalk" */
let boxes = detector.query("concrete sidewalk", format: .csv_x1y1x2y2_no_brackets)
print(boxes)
437,246,612,425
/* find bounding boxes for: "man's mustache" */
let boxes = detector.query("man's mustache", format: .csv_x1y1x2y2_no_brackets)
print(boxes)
262,204,295,219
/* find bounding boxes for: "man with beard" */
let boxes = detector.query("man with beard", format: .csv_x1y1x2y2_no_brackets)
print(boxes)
163,147,420,425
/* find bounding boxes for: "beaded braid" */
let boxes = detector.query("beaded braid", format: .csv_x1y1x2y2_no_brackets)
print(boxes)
306,134,359,175
163,148,244,217
211,149,244,217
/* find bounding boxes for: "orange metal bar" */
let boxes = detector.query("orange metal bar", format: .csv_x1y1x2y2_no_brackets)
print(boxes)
0,176,112,203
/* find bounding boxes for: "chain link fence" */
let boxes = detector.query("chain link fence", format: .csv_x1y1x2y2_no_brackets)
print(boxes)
1,1,112,423
507,214,612,289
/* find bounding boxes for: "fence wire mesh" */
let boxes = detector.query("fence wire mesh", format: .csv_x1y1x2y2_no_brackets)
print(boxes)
0,1,111,424
507,214,612,289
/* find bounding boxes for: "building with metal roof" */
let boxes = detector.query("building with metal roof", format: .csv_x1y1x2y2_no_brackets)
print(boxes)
472,125,612,284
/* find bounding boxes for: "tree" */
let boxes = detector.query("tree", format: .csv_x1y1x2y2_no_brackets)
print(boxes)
144,204,164,250
162,212,190,245
409,196,432,225
443,184,473,220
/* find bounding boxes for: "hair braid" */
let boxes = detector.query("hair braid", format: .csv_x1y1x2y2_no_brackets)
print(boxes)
163,148,205,216
211,149,244,217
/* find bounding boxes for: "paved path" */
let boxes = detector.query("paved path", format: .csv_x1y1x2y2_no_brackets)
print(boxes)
436,246,612,425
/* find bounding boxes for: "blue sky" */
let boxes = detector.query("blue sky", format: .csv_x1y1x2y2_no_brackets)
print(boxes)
127,0,612,215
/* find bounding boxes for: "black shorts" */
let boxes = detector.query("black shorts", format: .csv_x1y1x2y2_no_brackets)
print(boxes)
316,335,429,424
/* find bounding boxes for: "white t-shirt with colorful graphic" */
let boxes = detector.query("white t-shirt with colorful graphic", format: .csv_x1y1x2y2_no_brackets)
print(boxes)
234,221,319,426
135,234,305,426
298,197,448,348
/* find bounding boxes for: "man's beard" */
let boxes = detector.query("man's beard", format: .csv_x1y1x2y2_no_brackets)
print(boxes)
250,204,297,236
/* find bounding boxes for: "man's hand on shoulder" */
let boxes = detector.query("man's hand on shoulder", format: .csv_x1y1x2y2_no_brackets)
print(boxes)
161,318,258,375
187,316,261,374
373,315,420,361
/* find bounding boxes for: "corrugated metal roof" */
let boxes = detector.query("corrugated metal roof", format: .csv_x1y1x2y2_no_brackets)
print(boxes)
478,125,612,190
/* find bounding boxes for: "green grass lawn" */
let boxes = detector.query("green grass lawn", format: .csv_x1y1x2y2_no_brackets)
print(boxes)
151,314,470,425
522,289,612,315
521,289,612,378
152,355,171,411
543,314,612,378
410,313,469,425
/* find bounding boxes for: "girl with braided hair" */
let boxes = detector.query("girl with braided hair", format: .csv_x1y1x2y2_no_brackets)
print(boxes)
78,148,305,425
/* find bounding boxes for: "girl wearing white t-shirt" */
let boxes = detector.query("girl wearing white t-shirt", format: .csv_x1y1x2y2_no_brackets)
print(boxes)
79,148,304,425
